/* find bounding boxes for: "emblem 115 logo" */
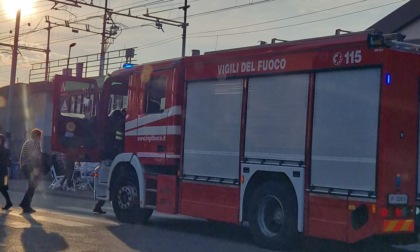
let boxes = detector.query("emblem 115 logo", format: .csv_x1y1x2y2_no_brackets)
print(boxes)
333,50,362,66
333,52,343,66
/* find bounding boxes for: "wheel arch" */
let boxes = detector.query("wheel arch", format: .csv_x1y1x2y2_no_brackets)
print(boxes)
240,164,305,232
109,153,146,207
243,171,296,220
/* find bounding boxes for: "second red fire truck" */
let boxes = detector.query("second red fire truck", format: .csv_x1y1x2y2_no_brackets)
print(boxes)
51,31,420,250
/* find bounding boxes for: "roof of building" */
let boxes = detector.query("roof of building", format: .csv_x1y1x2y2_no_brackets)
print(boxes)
368,0,420,33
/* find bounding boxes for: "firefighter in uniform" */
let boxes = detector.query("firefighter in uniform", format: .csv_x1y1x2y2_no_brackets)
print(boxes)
103,109,125,159
94,108,126,214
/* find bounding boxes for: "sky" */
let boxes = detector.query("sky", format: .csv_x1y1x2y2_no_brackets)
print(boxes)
0,0,409,87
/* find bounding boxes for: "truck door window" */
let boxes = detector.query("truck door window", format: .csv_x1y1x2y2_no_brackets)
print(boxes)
107,81,128,115
145,76,167,114
108,94,128,113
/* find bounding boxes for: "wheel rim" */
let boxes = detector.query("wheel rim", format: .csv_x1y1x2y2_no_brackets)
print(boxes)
257,195,284,237
117,183,138,210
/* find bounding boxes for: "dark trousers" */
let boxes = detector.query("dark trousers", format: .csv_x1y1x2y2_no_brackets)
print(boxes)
95,200,105,208
20,165,39,208
0,187,11,204
64,159,75,188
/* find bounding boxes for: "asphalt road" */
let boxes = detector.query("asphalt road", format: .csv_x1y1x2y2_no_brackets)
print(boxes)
0,187,419,251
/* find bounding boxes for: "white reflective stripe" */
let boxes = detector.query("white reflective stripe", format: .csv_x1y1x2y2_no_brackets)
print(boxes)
136,113,165,129
312,155,376,164
137,152,165,158
138,126,166,135
125,129,137,136
125,126,181,136
125,119,137,131
138,126,181,136
125,106,182,131
167,106,182,117
167,126,181,135
166,154,181,158
137,152,180,159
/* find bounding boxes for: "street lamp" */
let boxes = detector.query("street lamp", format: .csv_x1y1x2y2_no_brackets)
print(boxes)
66,42,76,73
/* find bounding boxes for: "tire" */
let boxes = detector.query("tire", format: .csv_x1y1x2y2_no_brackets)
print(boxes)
248,181,298,250
112,171,153,224
138,207,153,224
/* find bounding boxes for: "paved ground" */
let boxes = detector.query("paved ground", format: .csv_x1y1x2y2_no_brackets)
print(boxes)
4,176,420,252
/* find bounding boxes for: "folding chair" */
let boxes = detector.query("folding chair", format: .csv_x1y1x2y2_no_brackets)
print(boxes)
49,164,64,190
72,162,96,190
48,153,65,190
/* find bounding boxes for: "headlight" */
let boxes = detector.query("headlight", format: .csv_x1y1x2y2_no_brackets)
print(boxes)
66,121,76,132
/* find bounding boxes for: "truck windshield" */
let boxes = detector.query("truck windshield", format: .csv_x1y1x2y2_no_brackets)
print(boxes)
60,81,96,120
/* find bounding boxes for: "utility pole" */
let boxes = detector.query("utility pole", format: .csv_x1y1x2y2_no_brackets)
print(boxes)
47,0,189,71
181,0,189,57
45,17,52,81
99,0,109,77
5,9,21,150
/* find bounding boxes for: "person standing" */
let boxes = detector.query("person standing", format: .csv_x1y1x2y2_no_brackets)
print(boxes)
19,128,43,213
62,157,76,192
0,134,12,210
93,108,126,214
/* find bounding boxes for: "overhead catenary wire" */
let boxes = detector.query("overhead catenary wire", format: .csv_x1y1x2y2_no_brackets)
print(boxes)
188,0,406,39
0,0,54,25
0,0,274,45
175,0,277,20
188,0,369,36
0,0,408,76
0,0,404,52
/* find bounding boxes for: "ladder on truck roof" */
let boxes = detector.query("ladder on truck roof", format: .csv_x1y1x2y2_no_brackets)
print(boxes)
368,32,420,54
390,40,420,54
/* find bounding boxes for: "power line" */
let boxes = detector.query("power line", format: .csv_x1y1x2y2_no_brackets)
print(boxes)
173,0,277,20
1,0,264,39
188,0,406,39
137,35,181,49
189,0,368,36
0,0,406,61
115,0,173,13
0,0,53,24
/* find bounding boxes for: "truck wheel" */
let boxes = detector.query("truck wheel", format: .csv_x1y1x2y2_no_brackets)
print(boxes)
138,208,153,224
112,172,140,223
249,181,298,250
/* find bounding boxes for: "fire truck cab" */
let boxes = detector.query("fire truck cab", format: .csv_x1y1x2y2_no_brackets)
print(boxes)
52,31,420,250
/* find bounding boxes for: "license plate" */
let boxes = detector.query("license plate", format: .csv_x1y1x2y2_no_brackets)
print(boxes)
388,194,408,205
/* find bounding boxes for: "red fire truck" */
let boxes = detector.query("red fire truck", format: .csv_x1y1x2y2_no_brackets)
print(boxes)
51,31,420,250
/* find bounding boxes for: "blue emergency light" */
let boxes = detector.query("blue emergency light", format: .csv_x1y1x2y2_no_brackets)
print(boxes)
123,63,136,69
396,174,401,188
385,74,391,85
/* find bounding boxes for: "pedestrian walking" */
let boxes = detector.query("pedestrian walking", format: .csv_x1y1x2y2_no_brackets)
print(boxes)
93,200,106,214
58,157,76,192
19,128,43,213
0,134,12,210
